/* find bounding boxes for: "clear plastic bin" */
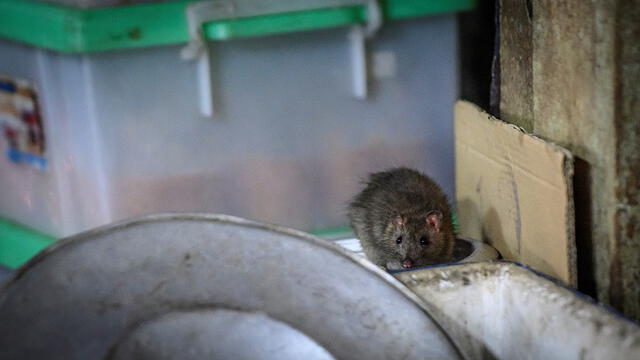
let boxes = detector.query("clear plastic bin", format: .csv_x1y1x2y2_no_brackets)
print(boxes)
0,1,459,237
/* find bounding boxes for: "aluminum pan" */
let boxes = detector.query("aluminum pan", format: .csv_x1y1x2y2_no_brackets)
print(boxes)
0,213,463,360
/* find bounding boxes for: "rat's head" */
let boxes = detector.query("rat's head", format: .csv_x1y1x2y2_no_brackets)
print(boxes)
384,211,453,269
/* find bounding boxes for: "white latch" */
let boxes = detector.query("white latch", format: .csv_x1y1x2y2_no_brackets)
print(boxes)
181,0,383,117
349,0,382,99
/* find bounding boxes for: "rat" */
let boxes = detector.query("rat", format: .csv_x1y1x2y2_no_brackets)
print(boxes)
347,167,455,270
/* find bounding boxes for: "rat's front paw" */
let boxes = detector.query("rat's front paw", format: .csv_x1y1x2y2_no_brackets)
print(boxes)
385,260,403,271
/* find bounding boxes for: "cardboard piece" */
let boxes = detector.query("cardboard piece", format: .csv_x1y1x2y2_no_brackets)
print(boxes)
455,101,576,285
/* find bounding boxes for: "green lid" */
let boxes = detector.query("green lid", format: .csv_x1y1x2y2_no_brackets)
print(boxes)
0,217,57,269
0,0,475,53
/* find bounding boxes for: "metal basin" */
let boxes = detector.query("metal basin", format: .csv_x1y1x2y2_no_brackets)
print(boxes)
107,309,336,360
0,213,463,360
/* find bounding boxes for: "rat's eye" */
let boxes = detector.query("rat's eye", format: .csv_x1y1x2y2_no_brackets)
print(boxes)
395,236,403,244
420,236,429,246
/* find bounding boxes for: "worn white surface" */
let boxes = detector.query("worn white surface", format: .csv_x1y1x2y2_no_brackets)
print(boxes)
395,262,640,360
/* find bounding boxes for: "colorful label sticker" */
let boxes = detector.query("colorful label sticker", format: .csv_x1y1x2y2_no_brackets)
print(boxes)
0,76,46,170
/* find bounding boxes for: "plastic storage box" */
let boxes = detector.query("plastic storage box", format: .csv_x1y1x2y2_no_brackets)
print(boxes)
0,0,473,238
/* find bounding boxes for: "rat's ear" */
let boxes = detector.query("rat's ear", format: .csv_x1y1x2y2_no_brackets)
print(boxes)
394,214,406,227
426,211,443,232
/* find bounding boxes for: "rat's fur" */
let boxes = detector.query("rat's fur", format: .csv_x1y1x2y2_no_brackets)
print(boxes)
348,168,455,270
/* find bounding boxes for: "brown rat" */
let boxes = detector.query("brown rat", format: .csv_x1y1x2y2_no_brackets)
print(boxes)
347,167,455,270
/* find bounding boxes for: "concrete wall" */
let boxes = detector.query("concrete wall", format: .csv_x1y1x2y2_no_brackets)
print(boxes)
499,0,640,319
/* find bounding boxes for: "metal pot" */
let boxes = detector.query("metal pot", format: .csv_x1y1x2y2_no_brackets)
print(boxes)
0,213,463,360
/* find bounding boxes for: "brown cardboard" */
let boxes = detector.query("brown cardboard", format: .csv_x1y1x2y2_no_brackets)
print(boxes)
455,101,576,285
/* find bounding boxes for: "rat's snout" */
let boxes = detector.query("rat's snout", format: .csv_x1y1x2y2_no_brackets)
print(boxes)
402,259,414,268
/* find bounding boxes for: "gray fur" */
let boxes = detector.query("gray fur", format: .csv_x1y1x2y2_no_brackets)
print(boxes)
348,168,455,270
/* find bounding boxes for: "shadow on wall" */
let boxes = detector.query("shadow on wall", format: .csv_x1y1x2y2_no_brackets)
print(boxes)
573,156,596,300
